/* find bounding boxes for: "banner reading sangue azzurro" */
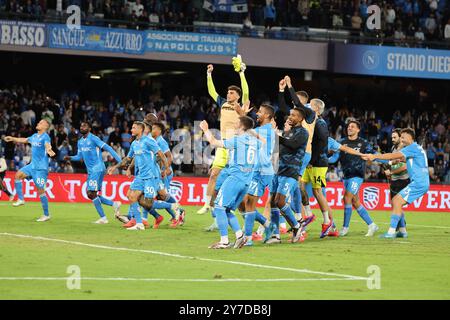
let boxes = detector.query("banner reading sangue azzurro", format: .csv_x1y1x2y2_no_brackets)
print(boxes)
330,43,450,80
146,31,238,56
48,24,145,55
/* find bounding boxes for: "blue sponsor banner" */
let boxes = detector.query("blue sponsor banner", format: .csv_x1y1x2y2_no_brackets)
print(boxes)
0,20,47,47
330,43,450,80
146,30,238,56
48,24,145,55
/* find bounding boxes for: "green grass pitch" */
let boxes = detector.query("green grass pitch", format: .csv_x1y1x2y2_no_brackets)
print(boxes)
0,202,449,300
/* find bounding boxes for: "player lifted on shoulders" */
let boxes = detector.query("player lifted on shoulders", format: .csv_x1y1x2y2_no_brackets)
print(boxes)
361,128,430,239
4,119,55,222
64,122,122,224
327,121,379,237
200,116,259,249
197,56,250,216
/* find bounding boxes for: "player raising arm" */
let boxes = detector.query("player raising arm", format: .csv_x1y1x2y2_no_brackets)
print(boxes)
197,58,251,216
361,128,430,239
64,122,122,224
3,119,55,222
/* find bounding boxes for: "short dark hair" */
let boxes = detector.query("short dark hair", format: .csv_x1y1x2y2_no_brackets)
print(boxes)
401,128,415,139
228,85,242,97
392,128,402,136
145,113,158,125
260,104,275,119
292,107,305,119
239,116,254,131
296,91,309,101
143,121,152,130
153,122,165,134
133,121,145,131
348,120,361,129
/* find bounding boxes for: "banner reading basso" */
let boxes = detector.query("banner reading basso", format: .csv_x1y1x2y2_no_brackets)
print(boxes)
0,20,46,47
1,172,449,211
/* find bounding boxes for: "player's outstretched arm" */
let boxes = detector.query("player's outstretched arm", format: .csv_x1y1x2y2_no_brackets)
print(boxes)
199,120,224,148
102,143,122,163
278,79,289,115
3,136,28,144
206,64,219,102
45,142,56,157
361,152,405,162
284,75,315,123
239,66,249,104
340,144,362,157
107,156,131,175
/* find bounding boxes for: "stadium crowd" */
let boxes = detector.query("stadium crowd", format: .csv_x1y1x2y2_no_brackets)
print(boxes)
0,82,448,183
1,0,450,44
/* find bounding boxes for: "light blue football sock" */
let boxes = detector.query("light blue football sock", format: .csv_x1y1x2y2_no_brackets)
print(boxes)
389,214,401,229
280,203,299,228
215,207,228,237
357,205,373,225
15,180,24,201
39,194,49,217
92,197,105,218
271,208,280,235
244,211,256,237
99,196,113,206
226,210,241,233
343,204,353,228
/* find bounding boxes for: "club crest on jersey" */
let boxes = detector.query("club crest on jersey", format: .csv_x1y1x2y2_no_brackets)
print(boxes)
363,186,380,210
169,180,183,202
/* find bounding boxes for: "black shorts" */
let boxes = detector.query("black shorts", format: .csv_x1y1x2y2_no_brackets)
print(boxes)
0,171,5,180
390,179,410,199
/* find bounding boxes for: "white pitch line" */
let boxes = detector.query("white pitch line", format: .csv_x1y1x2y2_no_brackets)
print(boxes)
0,277,363,282
0,232,368,281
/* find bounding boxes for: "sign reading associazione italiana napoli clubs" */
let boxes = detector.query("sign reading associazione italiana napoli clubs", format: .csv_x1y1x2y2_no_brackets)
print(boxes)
330,43,450,80
146,31,238,56
0,20,47,47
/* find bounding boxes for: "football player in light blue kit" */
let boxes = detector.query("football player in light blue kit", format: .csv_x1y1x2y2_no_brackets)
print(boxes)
147,121,185,228
362,128,430,239
108,121,170,231
64,122,122,224
242,104,276,246
4,119,56,222
200,116,259,249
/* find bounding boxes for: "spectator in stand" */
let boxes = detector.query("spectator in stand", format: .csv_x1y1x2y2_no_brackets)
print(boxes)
445,18,450,42
351,11,362,41
121,125,132,155
425,12,438,40
426,142,437,167
108,127,122,146
264,0,276,30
